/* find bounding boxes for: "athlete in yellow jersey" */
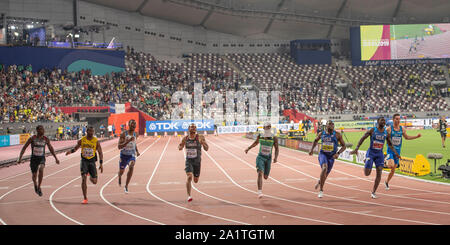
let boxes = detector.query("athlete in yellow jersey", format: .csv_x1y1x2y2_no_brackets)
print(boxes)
66,126,104,204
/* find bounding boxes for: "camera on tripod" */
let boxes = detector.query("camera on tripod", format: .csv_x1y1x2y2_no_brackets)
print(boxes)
437,159,450,179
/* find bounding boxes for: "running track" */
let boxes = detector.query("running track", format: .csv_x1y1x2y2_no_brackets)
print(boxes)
1,134,449,225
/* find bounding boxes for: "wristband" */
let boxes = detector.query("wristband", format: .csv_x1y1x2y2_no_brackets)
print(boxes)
71,149,75,153
100,159,103,164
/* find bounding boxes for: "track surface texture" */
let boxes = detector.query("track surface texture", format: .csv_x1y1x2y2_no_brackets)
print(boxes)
1,135,449,225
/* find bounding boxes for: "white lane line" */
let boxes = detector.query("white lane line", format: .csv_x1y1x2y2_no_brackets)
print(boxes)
49,137,155,225
211,138,440,225
99,137,165,225
145,137,249,225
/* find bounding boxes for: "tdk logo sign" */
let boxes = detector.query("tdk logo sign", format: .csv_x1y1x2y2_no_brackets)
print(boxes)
146,120,214,132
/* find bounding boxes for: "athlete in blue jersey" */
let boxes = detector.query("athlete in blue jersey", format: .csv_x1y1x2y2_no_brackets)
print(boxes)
309,121,347,198
118,120,140,193
384,114,421,190
350,117,400,199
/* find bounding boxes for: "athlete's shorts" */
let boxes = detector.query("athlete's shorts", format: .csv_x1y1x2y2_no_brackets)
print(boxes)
318,152,335,174
386,149,401,167
119,154,136,169
30,156,45,173
80,157,97,178
256,153,272,176
185,158,201,177
365,150,385,169
441,131,447,138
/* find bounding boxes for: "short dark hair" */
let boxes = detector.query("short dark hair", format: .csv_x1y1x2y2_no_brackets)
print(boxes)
377,117,385,122
36,125,43,131
393,113,400,119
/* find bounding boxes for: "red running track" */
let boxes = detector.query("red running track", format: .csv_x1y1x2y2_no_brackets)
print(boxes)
0,134,449,225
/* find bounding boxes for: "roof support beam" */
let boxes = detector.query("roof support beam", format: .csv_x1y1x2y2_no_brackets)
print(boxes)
326,0,347,39
392,0,403,21
136,0,150,13
263,0,286,34
200,8,214,27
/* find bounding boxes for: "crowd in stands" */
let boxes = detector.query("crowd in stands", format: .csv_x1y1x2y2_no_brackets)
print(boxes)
0,49,449,128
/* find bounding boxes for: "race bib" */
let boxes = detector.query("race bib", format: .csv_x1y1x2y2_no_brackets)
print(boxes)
82,148,94,158
322,142,334,152
186,148,198,159
373,141,384,150
392,136,402,146
33,147,44,156
260,145,272,156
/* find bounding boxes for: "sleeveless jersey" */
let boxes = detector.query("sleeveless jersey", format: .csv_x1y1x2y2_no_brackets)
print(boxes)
388,126,402,153
369,127,387,152
320,130,338,156
185,135,201,159
31,135,47,157
258,136,274,157
121,131,136,156
80,136,98,160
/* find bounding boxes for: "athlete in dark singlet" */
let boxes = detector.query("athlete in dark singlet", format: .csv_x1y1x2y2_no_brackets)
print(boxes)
178,123,209,202
17,125,60,196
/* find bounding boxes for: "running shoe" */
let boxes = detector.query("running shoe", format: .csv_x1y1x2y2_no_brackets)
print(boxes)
187,196,193,202
37,187,43,197
371,192,378,199
384,181,390,190
318,191,323,198
82,199,88,204
34,185,39,195
124,186,128,194
257,190,263,199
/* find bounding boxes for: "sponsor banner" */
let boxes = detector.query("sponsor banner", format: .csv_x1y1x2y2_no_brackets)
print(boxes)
356,150,367,164
218,124,297,134
398,154,430,176
109,103,116,114
338,148,354,161
335,121,374,129
0,135,10,147
298,140,319,154
20,134,31,144
9,135,20,146
146,120,214,133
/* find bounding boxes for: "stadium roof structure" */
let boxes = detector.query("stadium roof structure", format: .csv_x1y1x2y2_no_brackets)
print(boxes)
84,0,450,40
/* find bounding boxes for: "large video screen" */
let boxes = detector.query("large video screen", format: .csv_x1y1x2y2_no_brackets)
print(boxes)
360,24,450,61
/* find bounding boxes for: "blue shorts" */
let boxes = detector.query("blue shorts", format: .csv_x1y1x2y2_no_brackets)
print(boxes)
119,154,136,169
318,152,335,174
386,149,401,167
365,150,385,169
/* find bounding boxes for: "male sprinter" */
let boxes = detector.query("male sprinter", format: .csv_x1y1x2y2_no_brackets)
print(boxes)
245,122,279,199
438,116,447,148
118,119,140,193
350,117,400,199
17,125,60,196
309,121,346,198
178,123,209,202
66,126,104,204
384,114,421,190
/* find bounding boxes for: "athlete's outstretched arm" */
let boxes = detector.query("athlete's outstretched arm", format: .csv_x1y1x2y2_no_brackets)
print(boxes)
97,141,104,173
178,136,187,150
46,138,60,164
403,128,421,140
17,137,32,163
199,135,209,151
273,137,279,163
309,132,322,155
334,132,346,159
350,128,373,154
66,140,81,155
245,135,260,153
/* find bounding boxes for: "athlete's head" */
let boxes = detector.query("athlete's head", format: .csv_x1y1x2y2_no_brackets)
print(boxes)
326,120,334,132
263,122,271,130
86,126,94,138
393,114,401,126
189,123,197,134
36,125,44,136
128,119,136,131
377,117,386,128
